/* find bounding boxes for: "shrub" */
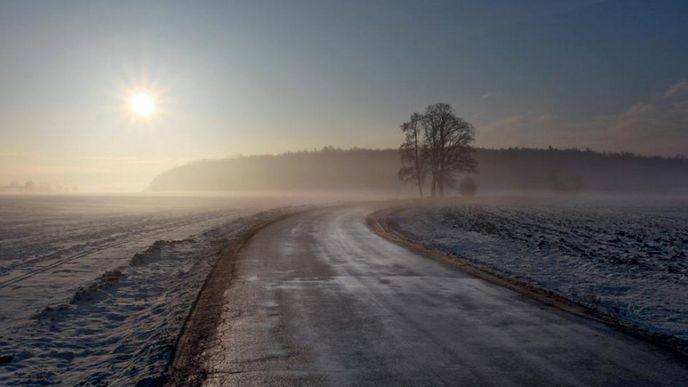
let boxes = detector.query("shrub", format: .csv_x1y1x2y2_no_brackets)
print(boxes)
459,177,477,196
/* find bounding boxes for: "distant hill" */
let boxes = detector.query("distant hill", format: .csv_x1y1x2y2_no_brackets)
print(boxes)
147,147,688,194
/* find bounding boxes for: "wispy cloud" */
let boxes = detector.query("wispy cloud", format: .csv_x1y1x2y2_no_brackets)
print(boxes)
481,90,503,100
481,112,553,133
621,102,655,117
477,112,559,149
664,79,688,98
597,86,688,155
476,78,688,156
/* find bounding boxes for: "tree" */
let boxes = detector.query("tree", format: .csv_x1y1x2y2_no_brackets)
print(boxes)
398,113,426,198
422,103,477,196
398,103,477,197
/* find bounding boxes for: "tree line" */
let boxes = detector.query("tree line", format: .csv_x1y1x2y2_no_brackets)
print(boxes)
147,145,688,193
398,103,477,198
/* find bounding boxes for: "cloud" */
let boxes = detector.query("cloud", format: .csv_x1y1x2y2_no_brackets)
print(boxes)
604,102,657,136
481,114,530,131
475,79,688,156
535,113,554,122
481,112,553,133
664,79,688,98
481,91,503,100
477,112,560,149
598,97,688,155
622,102,655,117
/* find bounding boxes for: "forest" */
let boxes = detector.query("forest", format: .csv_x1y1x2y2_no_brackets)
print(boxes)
147,147,688,194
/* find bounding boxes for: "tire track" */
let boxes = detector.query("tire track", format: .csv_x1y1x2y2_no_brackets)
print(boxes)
0,211,236,290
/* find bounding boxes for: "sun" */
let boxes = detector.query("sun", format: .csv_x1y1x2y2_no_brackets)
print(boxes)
128,92,157,117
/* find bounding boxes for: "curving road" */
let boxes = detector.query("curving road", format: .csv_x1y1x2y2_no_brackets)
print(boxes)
203,205,688,386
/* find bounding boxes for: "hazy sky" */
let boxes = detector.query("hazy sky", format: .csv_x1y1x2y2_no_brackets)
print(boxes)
1,0,687,191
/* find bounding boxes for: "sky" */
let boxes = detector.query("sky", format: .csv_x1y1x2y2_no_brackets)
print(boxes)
0,0,687,191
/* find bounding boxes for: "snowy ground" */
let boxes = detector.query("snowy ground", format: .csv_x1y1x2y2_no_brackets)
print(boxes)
0,194,308,385
385,195,688,343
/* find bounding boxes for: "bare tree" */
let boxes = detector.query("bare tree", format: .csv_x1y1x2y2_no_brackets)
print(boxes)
422,103,477,196
398,113,426,198
398,103,477,197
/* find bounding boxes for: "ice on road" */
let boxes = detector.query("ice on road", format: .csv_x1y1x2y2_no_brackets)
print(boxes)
203,205,688,386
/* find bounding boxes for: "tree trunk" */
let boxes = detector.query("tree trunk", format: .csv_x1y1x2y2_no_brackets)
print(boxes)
414,132,423,199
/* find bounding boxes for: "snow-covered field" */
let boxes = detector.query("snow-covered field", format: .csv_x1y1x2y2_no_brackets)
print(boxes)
0,194,305,385
386,195,688,343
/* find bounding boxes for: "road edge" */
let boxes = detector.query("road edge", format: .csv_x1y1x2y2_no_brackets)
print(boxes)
366,204,688,360
165,208,312,386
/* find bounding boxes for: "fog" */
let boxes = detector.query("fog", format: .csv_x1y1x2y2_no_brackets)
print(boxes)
2,1,687,385
147,147,688,196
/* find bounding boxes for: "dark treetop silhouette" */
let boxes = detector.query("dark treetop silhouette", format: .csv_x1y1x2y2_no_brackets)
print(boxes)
399,103,478,198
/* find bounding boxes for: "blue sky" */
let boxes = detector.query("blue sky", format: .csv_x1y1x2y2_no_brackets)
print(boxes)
0,0,686,190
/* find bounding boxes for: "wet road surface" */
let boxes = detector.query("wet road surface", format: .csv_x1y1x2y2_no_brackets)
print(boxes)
204,206,688,386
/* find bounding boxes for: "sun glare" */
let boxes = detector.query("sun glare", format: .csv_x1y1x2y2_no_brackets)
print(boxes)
128,92,157,117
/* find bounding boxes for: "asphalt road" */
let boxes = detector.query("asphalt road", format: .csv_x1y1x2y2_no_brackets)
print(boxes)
203,206,688,386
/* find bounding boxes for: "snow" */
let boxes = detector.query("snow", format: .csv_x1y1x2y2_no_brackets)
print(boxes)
0,194,306,385
385,195,688,343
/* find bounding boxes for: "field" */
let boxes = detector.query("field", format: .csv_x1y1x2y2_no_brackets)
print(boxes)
0,194,306,385
3,193,687,384
385,195,688,344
